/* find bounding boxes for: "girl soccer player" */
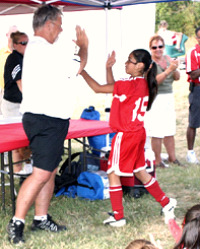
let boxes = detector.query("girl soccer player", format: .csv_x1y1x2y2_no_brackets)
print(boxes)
80,49,177,227
168,204,200,249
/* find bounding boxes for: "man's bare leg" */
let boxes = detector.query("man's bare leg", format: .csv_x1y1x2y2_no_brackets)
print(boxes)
12,149,23,173
186,126,196,150
34,168,57,216
15,167,53,219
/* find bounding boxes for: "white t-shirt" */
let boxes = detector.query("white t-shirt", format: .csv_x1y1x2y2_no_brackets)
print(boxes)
20,36,79,119
158,29,176,46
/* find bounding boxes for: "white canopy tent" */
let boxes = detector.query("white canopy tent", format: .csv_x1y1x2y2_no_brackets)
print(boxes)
0,1,157,78
0,0,174,118
0,0,189,15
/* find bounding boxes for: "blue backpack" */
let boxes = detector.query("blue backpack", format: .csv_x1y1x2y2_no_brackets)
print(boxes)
77,171,109,200
81,106,106,155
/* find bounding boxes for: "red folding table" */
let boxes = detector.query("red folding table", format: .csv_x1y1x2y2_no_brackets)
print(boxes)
0,118,113,214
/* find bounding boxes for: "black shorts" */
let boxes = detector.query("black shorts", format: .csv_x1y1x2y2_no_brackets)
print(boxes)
189,85,200,128
22,113,69,172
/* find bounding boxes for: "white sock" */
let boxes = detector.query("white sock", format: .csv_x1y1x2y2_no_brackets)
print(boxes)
188,150,194,154
12,216,25,224
34,215,47,221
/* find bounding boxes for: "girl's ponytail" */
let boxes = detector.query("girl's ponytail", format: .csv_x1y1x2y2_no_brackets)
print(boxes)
146,61,157,111
132,49,158,111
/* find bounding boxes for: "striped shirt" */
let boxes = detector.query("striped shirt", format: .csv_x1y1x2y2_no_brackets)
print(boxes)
186,44,200,84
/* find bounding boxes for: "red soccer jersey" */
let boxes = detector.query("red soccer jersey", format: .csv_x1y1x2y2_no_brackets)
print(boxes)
186,44,200,83
109,77,149,132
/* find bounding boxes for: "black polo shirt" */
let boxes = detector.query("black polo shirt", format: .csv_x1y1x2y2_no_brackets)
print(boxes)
4,50,23,103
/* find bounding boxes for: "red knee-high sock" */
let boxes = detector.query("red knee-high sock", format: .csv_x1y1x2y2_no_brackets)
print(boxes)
144,177,169,207
109,185,124,220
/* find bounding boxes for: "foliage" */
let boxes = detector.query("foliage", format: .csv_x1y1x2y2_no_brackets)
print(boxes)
156,1,200,36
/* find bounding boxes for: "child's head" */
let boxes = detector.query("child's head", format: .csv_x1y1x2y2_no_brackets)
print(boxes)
126,49,152,77
174,204,200,249
125,239,158,249
126,49,157,111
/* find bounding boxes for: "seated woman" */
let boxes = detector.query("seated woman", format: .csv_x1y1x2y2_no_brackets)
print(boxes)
157,20,183,52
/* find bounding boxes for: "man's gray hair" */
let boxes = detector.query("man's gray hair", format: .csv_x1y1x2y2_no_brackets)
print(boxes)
33,4,62,30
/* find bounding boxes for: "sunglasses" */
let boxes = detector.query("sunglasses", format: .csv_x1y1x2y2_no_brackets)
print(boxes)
17,41,28,46
151,45,164,50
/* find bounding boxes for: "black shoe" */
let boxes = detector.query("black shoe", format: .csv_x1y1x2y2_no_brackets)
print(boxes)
155,161,169,168
7,219,25,244
171,159,182,166
31,214,67,232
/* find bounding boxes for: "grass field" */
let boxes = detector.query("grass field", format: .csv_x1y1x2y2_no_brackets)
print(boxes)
0,70,200,249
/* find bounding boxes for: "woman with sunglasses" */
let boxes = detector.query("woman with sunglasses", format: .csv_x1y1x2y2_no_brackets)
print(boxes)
145,35,180,168
1,31,31,174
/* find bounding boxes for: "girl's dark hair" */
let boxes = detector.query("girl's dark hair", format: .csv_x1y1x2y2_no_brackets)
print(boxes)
132,49,157,111
10,31,27,44
173,204,200,249
33,4,62,30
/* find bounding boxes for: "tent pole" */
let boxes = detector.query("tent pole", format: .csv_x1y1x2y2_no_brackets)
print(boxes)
105,6,111,148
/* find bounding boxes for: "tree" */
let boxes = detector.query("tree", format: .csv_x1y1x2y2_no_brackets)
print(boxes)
156,1,200,36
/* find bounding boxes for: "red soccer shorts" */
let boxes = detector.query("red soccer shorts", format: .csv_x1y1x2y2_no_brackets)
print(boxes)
107,128,146,176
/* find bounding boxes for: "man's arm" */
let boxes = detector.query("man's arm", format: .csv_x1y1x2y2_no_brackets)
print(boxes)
189,69,200,80
73,26,88,75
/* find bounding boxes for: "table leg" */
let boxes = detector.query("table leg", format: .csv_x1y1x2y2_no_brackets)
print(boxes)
83,137,87,171
8,151,15,215
68,139,71,174
1,153,5,211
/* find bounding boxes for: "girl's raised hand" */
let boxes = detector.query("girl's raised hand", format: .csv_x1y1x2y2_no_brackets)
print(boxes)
106,51,116,69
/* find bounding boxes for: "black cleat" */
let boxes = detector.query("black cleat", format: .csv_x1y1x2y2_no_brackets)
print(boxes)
31,214,67,232
7,219,25,244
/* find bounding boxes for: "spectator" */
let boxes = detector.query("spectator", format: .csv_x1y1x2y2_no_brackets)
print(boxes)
145,35,181,168
125,239,158,249
2,31,32,174
6,4,88,244
80,48,177,227
185,27,200,164
2,31,27,115
158,20,183,53
0,25,18,114
167,204,200,249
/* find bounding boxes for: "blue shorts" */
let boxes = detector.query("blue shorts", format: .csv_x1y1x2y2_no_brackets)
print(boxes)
22,113,69,172
189,85,200,128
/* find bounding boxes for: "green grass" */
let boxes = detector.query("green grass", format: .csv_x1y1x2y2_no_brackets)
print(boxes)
0,70,200,248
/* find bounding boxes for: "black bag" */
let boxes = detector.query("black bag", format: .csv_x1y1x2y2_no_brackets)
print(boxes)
54,152,81,194
54,173,77,194
54,151,100,194
59,152,83,178
59,151,100,176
